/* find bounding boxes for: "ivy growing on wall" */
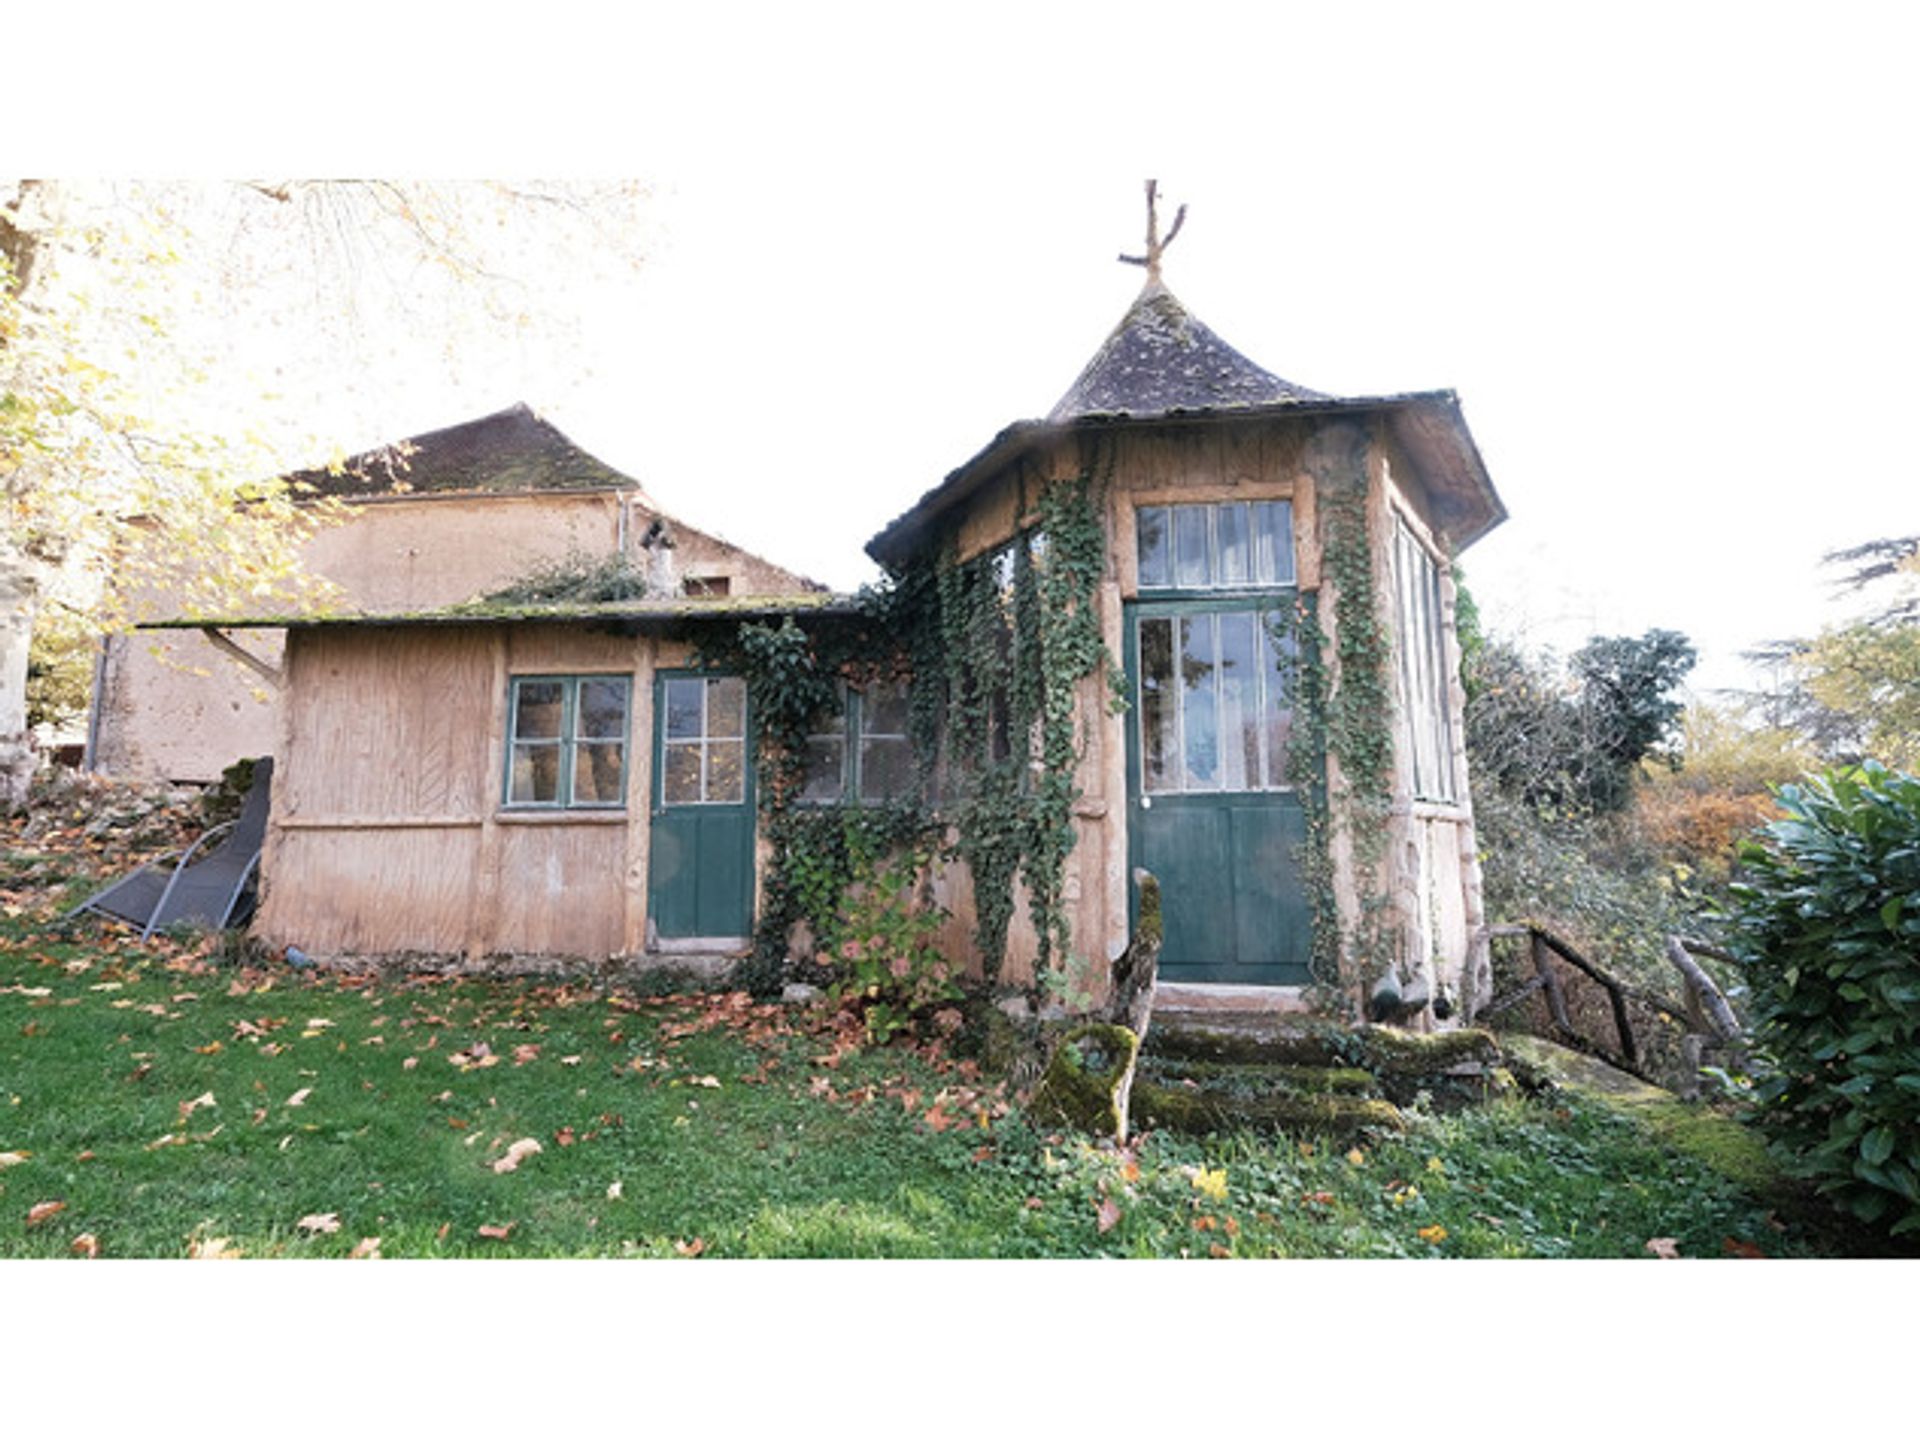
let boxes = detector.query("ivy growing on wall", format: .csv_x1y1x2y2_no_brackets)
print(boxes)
695,438,1116,999
694,611,936,997
894,437,1120,990
1313,466,1400,1003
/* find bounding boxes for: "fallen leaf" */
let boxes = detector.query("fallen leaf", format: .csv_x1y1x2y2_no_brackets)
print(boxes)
559,1055,583,1067
1024,1197,1044,1211
1722,1237,1767,1259
1190,1167,1229,1201
178,1090,217,1120
1192,1215,1218,1232
1208,1243,1233,1258
75,1151,94,1162
1418,1224,1449,1244
26,1200,66,1226
553,1127,576,1147
606,1181,623,1200
285,1087,312,1107
70,1232,100,1259
1096,1198,1121,1234
349,1236,382,1260
297,1212,342,1235
401,1056,418,1071
690,1074,721,1089
1121,1158,1141,1184
1346,1148,1367,1166
1645,1237,1681,1260
436,1222,451,1242
0,1151,28,1168
971,1145,994,1164
477,1223,515,1241
1303,1190,1335,1207
674,1236,706,1257
190,1235,239,1259
512,1043,541,1066
492,1138,543,1175
302,1018,334,1031
194,1041,223,1056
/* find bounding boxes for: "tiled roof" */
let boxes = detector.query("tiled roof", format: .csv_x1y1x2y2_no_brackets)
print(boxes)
291,403,637,499
1048,279,1328,421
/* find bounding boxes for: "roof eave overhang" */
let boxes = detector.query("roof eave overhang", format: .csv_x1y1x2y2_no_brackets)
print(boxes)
144,594,863,633
866,391,1506,568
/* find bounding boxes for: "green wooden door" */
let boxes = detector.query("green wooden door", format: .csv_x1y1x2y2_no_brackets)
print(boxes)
1125,600,1312,985
648,672,755,942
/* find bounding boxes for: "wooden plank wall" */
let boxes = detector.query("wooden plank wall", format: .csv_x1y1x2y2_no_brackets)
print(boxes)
257,622,650,962
924,418,1321,999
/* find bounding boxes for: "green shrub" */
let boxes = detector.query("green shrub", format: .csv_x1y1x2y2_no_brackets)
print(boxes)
820,836,962,1044
1724,763,1920,1234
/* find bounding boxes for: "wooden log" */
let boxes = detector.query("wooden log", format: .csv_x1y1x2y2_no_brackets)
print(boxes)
1665,935,1744,1043
1530,932,1575,1037
1101,869,1162,1041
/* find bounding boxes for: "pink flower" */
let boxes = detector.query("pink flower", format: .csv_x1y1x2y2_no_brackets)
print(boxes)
889,955,913,980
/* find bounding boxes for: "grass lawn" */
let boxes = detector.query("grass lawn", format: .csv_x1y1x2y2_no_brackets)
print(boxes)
0,800,1884,1260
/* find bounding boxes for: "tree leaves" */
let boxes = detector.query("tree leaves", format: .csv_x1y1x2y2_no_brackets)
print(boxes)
297,1212,341,1235
25,1200,65,1226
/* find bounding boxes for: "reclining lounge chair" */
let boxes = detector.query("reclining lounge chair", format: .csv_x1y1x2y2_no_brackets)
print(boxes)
65,758,274,941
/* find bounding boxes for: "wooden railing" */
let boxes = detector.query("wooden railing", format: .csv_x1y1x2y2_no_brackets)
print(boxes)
1479,924,1746,1091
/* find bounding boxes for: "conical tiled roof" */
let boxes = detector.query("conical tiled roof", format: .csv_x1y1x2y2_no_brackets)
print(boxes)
1047,278,1329,422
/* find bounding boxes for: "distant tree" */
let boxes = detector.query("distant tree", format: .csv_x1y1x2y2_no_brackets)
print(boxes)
1465,627,1696,816
1748,535,1920,769
1569,628,1697,810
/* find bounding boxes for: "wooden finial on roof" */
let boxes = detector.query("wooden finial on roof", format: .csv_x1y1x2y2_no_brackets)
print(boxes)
1118,178,1187,282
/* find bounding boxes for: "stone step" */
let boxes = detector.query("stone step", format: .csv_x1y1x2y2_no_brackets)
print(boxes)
1136,1057,1382,1098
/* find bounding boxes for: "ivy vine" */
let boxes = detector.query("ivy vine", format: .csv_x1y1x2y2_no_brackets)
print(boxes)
693,611,936,996
893,436,1119,990
1312,467,1400,1002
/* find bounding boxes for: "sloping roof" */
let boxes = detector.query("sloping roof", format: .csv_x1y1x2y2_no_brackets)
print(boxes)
291,403,639,499
868,279,1507,567
1048,279,1329,421
146,592,855,632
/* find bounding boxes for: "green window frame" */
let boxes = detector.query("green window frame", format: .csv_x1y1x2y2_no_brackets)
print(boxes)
503,674,632,809
798,679,916,805
1136,499,1295,592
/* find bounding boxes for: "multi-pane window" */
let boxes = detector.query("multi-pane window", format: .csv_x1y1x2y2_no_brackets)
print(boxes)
505,675,631,808
661,675,748,806
1136,500,1295,590
1138,609,1294,794
1390,518,1460,803
800,679,916,804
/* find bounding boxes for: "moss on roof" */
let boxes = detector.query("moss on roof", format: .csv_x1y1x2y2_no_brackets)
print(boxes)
145,592,855,631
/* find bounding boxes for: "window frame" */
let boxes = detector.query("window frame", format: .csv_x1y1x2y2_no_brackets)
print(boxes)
1133,598,1299,798
657,673,750,808
1388,514,1462,805
797,678,918,807
502,673,633,811
1136,499,1296,594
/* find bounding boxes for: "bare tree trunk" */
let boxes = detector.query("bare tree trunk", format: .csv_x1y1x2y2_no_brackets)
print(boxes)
0,537,37,811
1,183,51,812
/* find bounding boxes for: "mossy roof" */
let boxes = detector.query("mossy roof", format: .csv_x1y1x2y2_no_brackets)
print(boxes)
290,403,639,500
1048,279,1330,422
866,279,1508,568
144,592,857,632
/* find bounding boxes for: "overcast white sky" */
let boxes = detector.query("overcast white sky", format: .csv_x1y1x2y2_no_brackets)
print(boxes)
32,1,1919,695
